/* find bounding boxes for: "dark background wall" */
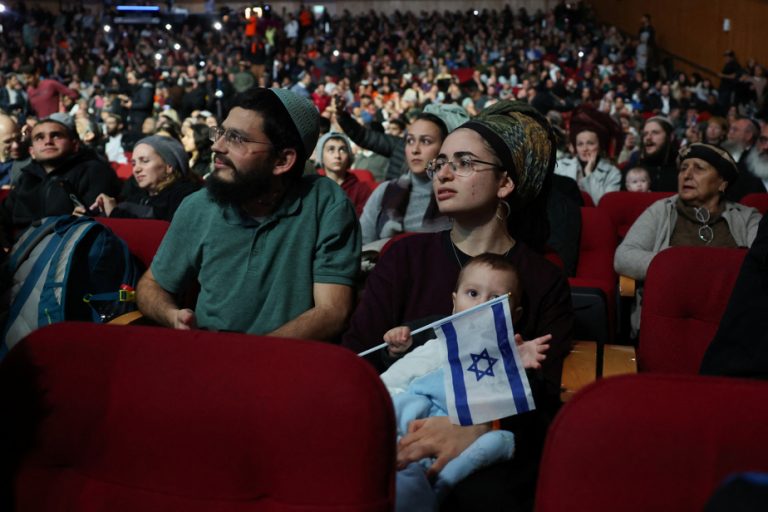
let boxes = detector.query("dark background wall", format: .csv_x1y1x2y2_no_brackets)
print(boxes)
591,0,768,80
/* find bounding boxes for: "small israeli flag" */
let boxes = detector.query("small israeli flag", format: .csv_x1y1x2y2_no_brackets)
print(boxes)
436,295,535,426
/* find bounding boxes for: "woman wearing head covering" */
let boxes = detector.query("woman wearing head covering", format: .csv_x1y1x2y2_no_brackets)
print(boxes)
343,100,574,507
554,106,622,204
615,143,762,333
357,103,470,247
88,136,200,221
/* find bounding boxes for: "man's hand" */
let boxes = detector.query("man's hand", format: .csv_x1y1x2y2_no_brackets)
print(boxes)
172,308,197,330
397,416,491,479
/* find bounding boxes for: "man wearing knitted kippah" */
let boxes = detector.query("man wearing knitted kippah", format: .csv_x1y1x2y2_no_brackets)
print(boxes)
137,88,361,340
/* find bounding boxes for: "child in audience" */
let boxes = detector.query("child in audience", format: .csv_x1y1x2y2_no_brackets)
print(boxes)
380,253,550,510
625,166,652,192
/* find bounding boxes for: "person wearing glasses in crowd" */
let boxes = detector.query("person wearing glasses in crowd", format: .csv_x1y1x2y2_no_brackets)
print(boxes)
79,136,200,222
137,88,361,340
615,142,762,334
343,101,574,509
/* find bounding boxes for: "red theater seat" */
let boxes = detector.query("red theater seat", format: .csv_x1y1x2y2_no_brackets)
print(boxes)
0,323,396,511
536,374,768,512
96,217,170,269
740,192,768,214
598,191,675,239
569,207,618,346
639,246,746,374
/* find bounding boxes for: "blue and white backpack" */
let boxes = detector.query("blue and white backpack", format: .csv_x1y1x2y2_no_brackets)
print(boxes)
2,215,141,358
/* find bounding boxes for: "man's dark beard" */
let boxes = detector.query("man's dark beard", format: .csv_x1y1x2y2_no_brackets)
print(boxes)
205,156,275,209
641,139,673,166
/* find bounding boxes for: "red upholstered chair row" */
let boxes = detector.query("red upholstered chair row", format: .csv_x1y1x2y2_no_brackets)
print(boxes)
569,207,618,346
638,246,746,374
598,191,675,239
96,217,170,269
579,190,594,207
740,192,768,214
0,323,396,511
536,373,768,512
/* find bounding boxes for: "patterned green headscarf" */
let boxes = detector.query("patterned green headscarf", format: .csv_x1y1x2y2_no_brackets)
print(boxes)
459,100,556,210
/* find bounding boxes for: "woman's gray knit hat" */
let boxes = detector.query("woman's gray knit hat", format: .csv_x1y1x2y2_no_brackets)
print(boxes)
269,87,320,158
135,135,189,176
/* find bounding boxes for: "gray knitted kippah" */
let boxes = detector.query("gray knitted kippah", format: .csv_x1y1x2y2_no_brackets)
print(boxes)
269,87,320,157
135,135,189,176
41,113,77,138
423,103,470,133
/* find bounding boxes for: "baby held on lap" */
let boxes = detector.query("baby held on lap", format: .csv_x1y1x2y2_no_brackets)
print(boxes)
380,253,551,509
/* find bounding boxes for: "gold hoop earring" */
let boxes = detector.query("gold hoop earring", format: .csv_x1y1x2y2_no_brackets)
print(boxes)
496,200,511,222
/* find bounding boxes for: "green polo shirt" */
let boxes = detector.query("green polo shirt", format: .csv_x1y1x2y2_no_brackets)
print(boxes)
151,175,361,334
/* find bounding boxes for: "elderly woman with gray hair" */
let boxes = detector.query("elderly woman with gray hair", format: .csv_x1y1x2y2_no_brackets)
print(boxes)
615,142,762,332
85,136,200,221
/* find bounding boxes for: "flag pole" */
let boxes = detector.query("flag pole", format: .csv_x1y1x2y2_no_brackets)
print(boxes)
357,294,510,357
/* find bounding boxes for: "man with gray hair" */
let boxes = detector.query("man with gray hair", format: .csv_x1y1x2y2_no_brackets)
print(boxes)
137,88,361,341
724,117,767,201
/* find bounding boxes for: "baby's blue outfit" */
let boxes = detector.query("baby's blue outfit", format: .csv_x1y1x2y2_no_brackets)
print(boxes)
382,341,516,511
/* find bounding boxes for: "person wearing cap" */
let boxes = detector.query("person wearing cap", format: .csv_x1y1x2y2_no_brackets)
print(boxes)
79,136,199,222
354,103,469,247
0,113,121,234
315,132,372,217
723,117,767,201
554,106,622,205
344,100,574,508
615,142,762,333
629,115,679,192
137,88,360,341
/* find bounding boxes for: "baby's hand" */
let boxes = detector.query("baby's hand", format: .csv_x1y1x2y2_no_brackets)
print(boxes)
514,333,552,370
383,325,413,356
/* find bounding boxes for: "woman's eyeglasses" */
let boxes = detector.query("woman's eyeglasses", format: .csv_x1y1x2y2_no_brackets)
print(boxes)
695,207,714,244
425,156,500,179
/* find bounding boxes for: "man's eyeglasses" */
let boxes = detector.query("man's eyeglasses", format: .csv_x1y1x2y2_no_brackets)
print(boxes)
209,126,272,149
425,156,500,180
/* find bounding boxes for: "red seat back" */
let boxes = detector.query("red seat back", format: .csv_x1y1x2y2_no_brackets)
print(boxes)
598,191,674,238
580,190,595,207
573,208,617,284
536,374,768,512
350,168,376,184
0,323,396,511
639,246,746,374
114,163,134,181
96,218,170,269
739,192,768,214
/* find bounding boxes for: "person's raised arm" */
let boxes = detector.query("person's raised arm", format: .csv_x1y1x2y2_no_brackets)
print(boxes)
335,97,400,158
136,268,197,329
267,282,353,341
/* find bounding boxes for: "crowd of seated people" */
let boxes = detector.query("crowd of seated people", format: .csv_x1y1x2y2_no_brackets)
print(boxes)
0,1,767,510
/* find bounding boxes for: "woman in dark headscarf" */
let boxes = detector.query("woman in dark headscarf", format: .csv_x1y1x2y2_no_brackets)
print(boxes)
87,136,200,221
343,100,574,508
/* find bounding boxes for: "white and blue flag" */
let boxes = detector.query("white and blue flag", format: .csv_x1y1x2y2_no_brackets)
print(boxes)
435,295,535,426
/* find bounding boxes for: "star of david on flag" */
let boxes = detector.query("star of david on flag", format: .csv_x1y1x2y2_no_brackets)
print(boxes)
435,295,536,426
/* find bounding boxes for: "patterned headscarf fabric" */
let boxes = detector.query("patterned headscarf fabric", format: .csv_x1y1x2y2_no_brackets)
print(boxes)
459,100,556,210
